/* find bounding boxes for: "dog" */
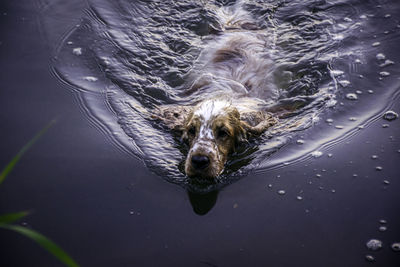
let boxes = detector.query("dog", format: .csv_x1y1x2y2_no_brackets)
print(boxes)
154,3,279,179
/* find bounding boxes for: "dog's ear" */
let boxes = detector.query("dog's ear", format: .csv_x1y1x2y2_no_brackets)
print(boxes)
152,105,193,132
227,108,246,144
240,111,278,137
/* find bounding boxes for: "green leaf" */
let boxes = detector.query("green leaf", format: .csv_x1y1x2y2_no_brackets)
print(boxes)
0,211,30,224
0,120,55,185
0,223,79,267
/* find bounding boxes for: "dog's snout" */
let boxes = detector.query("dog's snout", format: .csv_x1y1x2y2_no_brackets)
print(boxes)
191,155,210,170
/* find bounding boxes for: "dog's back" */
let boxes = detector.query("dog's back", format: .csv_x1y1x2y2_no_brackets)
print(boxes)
186,1,278,104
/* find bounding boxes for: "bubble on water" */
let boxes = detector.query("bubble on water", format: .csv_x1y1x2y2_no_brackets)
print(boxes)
326,98,337,108
349,117,357,121
379,226,387,232
384,14,391,18
375,166,383,171
296,139,305,145
339,80,350,87
67,41,73,45
100,56,111,65
379,71,390,77
311,151,323,158
383,110,398,121
368,90,374,94
316,174,322,178
328,153,333,158
277,190,285,195
372,42,380,47
83,76,98,82
383,180,390,185
384,30,389,34
376,53,386,60
72,47,82,56
355,59,362,64
366,239,383,251
267,184,273,188
353,174,358,177
346,93,358,100
371,155,378,159
331,70,344,76
379,219,387,224
379,59,395,67
331,189,336,193
296,196,303,200
332,34,344,40
392,243,400,251
360,14,367,19
365,255,375,262
326,118,333,123
382,124,389,128
335,125,344,129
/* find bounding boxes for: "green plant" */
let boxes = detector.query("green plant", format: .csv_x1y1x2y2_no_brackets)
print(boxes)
0,121,79,267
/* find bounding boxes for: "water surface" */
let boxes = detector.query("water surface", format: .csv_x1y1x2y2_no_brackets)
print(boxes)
0,0,399,266
50,0,400,191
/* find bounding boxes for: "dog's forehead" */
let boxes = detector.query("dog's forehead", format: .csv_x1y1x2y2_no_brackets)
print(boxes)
193,99,231,123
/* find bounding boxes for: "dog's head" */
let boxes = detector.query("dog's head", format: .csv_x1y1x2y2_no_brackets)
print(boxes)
155,99,277,179
182,99,244,179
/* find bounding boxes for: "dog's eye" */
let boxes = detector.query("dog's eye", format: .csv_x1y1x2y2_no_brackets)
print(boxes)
217,129,229,139
188,126,196,136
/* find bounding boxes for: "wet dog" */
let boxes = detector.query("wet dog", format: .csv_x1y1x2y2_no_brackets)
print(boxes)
155,3,278,179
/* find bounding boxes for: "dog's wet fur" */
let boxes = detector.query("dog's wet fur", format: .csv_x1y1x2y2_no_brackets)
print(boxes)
154,2,279,180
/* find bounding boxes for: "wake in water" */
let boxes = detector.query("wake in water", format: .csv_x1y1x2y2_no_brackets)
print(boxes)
50,0,400,191
51,0,339,191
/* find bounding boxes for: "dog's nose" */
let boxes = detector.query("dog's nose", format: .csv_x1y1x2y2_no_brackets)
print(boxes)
191,155,210,169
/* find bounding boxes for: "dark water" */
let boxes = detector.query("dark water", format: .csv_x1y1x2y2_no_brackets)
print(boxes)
0,0,400,266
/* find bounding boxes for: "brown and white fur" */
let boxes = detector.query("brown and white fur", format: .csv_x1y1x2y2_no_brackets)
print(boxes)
155,2,279,179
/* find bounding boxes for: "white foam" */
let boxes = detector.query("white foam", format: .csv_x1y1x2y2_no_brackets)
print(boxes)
72,47,82,56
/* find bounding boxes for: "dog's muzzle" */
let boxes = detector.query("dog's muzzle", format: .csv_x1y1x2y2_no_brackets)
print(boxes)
185,139,221,179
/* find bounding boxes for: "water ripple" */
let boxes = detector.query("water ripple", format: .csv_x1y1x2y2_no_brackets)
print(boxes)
46,0,400,191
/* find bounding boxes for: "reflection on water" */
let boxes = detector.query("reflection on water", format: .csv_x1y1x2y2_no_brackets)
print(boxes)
188,190,219,215
46,0,400,192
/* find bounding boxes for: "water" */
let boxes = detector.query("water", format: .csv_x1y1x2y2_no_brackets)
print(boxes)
48,0,400,191
1,0,400,266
